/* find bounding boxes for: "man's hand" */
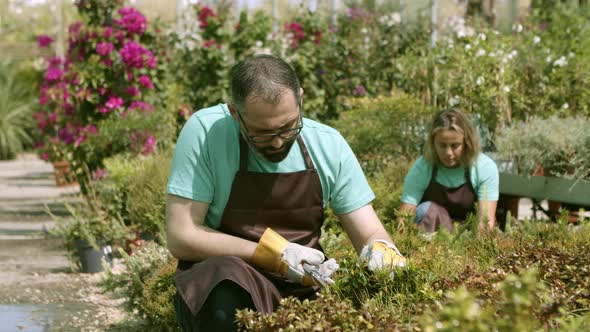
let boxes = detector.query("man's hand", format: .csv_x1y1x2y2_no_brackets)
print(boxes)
360,239,406,274
252,228,337,286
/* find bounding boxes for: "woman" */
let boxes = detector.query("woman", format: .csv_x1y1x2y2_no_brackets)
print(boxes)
399,109,499,232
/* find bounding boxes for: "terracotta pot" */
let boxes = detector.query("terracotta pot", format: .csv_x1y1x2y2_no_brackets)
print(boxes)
52,161,78,187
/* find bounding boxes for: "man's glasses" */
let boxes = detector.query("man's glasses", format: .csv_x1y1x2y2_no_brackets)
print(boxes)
236,110,303,144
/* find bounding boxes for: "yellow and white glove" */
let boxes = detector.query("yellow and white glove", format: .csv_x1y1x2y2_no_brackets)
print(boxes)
252,228,338,286
360,239,406,274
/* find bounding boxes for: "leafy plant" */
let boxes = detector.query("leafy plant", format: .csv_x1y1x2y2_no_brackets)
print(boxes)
47,201,129,269
0,61,35,160
101,241,171,317
495,116,590,180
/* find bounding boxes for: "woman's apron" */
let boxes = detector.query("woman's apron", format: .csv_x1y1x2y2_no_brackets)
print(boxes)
419,165,477,232
174,135,324,315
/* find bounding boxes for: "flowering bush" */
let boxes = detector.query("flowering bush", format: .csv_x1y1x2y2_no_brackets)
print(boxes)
171,4,273,112
35,2,175,192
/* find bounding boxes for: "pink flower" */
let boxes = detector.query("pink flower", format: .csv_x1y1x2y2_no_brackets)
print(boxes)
117,7,147,36
44,68,63,81
96,42,114,55
84,124,98,134
48,57,62,67
48,112,57,123
98,106,109,114
92,168,109,180
105,96,124,109
74,135,86,147
203,39,217,48
103,27,113,38
38,35,54,48
119,41,155,69
198,6,216,28
126,86,140,97
142,134,156,155
41,153,49,161
138,75,154,89
129,101,154,112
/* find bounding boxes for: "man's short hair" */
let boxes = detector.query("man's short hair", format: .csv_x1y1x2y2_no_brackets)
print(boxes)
230,55,301,112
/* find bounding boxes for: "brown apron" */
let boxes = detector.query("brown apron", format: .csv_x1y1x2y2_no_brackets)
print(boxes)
419,166,477,232
174,135,324,315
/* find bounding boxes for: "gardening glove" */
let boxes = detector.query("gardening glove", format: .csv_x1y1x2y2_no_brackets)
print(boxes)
252,228,332,287
303,258,340,286
360,239,406,275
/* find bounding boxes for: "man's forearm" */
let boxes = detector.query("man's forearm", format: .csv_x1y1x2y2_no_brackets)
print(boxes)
167,223,258,262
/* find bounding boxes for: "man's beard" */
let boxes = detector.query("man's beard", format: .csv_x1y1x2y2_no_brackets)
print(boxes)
256,138,297,163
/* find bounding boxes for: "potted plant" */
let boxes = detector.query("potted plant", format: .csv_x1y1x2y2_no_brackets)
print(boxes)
495,115,590,221
48,200,130,273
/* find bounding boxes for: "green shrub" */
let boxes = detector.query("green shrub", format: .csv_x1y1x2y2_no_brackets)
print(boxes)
495,116,590,180
48,201,130,270
97,148,172,238
330,93,431,175
101,241,171,317
0,61,36,160
141,257,179,331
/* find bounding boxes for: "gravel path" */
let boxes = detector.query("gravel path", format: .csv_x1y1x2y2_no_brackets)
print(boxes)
0,154,129,332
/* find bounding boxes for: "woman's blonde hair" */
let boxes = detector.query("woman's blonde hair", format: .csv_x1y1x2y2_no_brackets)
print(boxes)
423,108,480,167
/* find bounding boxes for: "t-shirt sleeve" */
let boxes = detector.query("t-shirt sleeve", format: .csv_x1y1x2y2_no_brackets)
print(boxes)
400,157,431,206
476,155,499,201
166,115,215,203
329,137,375,215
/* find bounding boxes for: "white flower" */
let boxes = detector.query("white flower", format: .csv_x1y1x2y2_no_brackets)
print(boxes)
553,56,567,66
476,76,485,86
568,52,575,58
500,67,505,75
255,40,263,48
465,44,471,50
391,12,401,25
488,52,495,58
503,85,511,93
476,49,486,57
34,57,49,71
478,32,487,41
450,95,460,106
533,36,541,44
562,102,569,109
546,55,552,63
513,24,523,33
360,28,368,34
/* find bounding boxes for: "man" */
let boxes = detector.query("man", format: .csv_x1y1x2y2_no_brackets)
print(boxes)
166,54,405,331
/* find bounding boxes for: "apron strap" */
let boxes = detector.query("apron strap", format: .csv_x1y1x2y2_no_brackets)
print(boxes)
430,165,439,184
296,135,314,170
239,136,249,172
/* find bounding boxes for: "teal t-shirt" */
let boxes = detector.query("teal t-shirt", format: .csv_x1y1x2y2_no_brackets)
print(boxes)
167,104,375,229
401,154,499,205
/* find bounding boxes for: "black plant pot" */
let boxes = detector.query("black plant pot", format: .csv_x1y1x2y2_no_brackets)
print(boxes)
75,239,113,273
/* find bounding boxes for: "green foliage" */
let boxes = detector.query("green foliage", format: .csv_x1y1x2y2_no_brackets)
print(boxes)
141,258,179,331
236,292,399,331
48,200,129,269
101,241,171,318
96,148,172,237
170,5,273,111
0,61,36,160
420,268,549,332
330,93,431,175
495,116,590,180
